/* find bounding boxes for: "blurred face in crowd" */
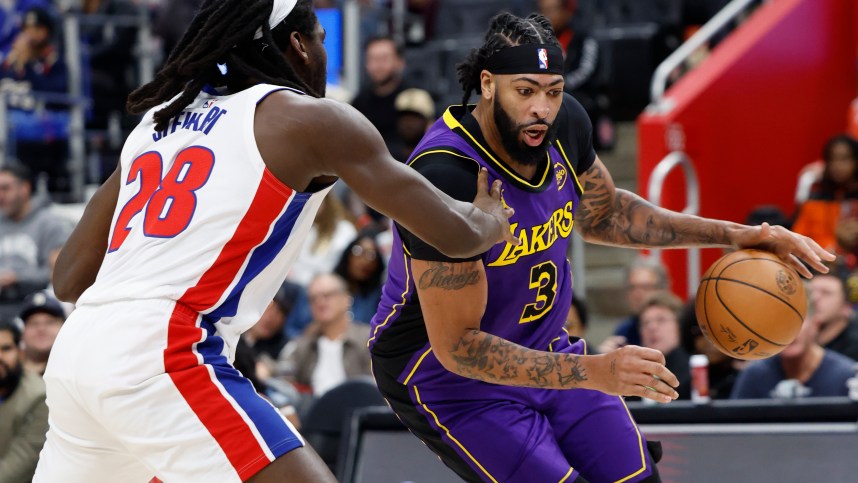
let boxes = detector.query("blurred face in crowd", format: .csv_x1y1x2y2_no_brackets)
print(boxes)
365,39,403,88
249,300,286,341
809,275,849,324
23,23,51,50
397,112,430,146
538,0,576,34
626,268,662,314
780,316,818,360
640,305,680,355
347,237,379,283
308,274,351,326
693,329,730,365
826,140,858,186
0,172,31,220
0,329,22,394
22,313,63,361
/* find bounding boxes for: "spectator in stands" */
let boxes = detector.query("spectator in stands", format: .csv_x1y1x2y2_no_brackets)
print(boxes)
18,290,64,375
278,274,372,397
287,194,356,287
334,234,385,325
77,0,140,129
639,291,691,400
0,319,48,481
809,272,858,361
351,36,407,153
393,87,434,161
598,256,669,353
792,135,858,265
731,313,855,399
0,0,53,54
565,294,588,339
244,282,302,379
538,0,612,150
0,165,71,319
679,302,740,399
0,7,71,194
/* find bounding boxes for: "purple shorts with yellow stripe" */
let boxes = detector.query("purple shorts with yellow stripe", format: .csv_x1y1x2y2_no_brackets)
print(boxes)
373,338,655,483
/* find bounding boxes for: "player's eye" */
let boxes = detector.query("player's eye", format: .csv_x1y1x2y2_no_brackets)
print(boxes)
517,88,532,96
549,90,562,97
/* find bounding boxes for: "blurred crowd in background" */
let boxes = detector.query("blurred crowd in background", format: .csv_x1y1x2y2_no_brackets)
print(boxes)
2,0,858,480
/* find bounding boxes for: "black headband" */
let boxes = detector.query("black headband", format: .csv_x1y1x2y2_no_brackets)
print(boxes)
484,44,564,76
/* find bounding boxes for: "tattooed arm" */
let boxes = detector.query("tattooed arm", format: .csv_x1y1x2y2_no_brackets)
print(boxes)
574,157,834,277
411,258,679,401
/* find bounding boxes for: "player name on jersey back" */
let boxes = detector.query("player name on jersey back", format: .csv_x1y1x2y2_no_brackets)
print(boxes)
152,104,229,142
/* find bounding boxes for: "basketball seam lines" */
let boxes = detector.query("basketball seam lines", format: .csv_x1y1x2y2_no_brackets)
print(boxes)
700,276,804,321
711,279,792,347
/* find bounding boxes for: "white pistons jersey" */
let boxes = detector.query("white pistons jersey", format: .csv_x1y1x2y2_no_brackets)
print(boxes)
77,84,332,332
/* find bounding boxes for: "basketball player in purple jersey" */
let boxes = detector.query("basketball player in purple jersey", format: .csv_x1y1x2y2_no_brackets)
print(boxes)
34,1,517,482
369,13,834,483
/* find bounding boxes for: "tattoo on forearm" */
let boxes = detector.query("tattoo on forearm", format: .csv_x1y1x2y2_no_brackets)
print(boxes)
610,359,616,376
449,330,588,389
418,262,480,290
576,162,730,248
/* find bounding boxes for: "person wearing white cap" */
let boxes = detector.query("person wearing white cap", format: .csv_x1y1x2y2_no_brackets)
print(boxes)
33,0,519,482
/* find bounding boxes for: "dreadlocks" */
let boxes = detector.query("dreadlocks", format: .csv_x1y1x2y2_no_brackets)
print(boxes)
127,0,320,131
457,13,560,107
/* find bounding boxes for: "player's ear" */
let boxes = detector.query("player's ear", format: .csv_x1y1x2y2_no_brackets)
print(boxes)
480,70,494,100
289,31,310,65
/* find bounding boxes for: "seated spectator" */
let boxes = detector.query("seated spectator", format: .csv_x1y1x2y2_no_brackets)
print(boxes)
679,302,740,399
334,234,385,325
243,282,301,378
731,315,856,399
809,272,858,361
598,256,669,352
565,294,588,340
639,291,691,400
792,135,858,266
393,87,434,161
286,195,356,287
0,319,48,481
0,165,71,319
350,36,407,153
18,289,64,375
0,0,54,55
278,274,372,397
0,7,70,194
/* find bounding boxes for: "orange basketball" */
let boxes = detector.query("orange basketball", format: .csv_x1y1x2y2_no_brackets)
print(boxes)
694,249,807,360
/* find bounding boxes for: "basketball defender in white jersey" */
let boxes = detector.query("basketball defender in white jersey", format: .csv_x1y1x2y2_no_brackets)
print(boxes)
33,1,516,481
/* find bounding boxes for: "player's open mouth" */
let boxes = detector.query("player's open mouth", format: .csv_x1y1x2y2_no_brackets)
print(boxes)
523,127,547,146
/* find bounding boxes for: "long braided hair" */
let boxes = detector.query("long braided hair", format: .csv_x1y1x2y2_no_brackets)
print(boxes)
127,0,319,131
457,13,560,107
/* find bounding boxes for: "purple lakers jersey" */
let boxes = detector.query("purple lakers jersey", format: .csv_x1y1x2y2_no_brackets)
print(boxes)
370,95,595,384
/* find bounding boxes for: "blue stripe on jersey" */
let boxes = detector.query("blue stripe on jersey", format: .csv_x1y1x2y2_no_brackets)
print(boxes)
197,318,302,453
208,192,312,320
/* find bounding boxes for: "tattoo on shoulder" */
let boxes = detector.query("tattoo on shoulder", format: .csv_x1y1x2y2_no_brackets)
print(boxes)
418,262,481,290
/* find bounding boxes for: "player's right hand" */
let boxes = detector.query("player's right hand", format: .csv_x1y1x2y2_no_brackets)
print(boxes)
596,345,679,404
473,168,520,247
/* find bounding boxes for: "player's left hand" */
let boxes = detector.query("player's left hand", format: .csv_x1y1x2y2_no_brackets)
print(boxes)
731,222,835,278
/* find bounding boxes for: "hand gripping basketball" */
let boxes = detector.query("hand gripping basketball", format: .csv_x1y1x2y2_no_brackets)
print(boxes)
731,222,835,278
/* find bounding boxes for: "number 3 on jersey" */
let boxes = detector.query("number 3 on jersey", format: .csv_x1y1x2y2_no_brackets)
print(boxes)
520,261,557,323
108,146,215,252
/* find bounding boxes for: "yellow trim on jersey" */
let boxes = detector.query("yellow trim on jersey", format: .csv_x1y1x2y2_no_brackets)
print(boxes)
613,397,647,483
413,385,499,483
558,467,576,483
548,336,562,352
403,347,433,385
408,149,479,167
554,140,585,195
442,109,551,188
368,246,412,347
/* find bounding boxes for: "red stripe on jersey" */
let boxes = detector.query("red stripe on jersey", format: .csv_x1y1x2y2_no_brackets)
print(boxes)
164,170,293,477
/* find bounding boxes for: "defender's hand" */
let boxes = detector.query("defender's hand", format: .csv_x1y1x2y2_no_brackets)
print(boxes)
732,222,836,278
596,346,679,403
473,168,520,247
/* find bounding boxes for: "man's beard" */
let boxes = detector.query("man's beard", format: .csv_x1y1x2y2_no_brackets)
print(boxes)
492,96,558,167
0,359,23,394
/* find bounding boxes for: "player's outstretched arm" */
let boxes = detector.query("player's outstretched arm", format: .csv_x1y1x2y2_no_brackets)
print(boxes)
574,157,834,277
52,165,120,302
412,258,679,403
257,94,517,259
